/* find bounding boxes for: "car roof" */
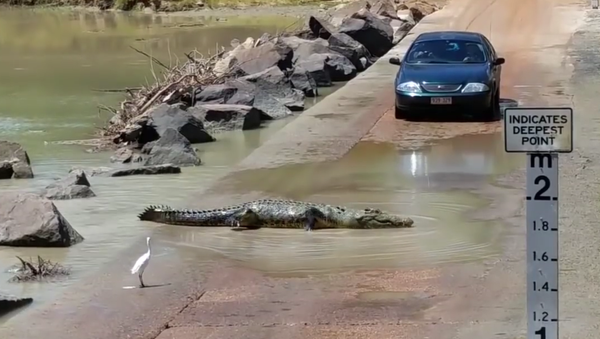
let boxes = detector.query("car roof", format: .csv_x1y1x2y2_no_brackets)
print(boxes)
414,31,485,43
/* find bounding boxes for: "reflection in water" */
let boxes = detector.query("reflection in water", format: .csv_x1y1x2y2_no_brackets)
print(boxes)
145,135,523,275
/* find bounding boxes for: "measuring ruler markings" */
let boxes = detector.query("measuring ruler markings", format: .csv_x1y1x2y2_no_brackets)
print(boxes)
504,107,573,339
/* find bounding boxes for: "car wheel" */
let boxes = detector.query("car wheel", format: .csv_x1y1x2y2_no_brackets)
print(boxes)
395,106,407,120
483,89,501,122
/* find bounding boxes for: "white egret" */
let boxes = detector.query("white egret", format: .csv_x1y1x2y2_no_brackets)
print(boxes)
131,236,152,288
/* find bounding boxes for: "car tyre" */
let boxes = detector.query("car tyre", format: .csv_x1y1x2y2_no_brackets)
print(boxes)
483,89,501,122
395,106,407,120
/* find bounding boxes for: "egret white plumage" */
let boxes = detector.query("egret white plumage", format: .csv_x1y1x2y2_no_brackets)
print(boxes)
131,236,152,288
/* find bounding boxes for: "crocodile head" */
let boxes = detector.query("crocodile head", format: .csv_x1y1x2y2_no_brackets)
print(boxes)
355,208,414,228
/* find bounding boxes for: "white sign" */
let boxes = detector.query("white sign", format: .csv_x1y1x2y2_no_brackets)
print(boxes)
526,153,560,339
504,107,573,153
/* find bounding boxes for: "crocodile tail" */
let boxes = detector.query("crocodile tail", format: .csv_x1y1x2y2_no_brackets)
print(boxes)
138,205,174,222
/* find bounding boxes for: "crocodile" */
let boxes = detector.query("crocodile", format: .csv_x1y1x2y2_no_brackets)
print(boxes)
138,199,414,231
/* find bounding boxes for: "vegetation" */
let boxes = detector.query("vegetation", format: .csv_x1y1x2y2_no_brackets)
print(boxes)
9,256,71,282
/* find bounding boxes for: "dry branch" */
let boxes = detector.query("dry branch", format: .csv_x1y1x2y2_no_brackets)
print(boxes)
97,23,303,144
10,256,71,283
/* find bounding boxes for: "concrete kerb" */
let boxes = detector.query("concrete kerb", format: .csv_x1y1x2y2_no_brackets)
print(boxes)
0,9,454,339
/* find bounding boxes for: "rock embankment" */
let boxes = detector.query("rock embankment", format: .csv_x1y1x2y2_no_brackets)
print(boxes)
100,0,439,170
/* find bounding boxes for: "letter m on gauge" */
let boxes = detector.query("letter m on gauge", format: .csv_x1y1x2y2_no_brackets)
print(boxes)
503,107,573,153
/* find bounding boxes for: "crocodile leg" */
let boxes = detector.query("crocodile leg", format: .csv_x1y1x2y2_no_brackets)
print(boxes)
230,209,263,231
304,207,323,231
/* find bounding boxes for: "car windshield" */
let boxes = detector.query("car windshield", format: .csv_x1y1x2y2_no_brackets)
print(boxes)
405,39,487,64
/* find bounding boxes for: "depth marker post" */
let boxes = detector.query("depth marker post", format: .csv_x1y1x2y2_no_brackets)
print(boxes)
504,107,573,339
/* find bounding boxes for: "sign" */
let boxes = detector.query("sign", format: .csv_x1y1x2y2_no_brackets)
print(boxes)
526,153,560,339
504,107,573,153
503,106,573,339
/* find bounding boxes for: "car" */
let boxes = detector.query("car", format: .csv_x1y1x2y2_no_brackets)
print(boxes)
389,31,505,121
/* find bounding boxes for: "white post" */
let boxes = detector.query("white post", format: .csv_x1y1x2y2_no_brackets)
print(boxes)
503,107,573,339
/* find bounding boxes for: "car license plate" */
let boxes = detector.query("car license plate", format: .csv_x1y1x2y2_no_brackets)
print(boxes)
431,97,452,105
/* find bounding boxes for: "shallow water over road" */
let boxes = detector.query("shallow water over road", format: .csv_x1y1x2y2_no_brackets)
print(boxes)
0,8,329,304
152,136,523,276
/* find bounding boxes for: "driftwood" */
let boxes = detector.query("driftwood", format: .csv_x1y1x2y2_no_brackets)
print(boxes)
9,256,71,283
97,20,304,143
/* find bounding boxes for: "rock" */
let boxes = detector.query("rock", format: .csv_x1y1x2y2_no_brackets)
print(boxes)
241,66,288,86
290,66,318,97
195,84,238,104
391,19,414,44
297,55,333,87
0,293,33,314
144,128,201,167
327,0,371,26
280,36,330,63
42,170,96,200
0,161,14,179
370,0,399,19
189,104,263,131
0,192,84,247
240,37,255,49
227,90,255,106
226,79,295,119
396,9,414,22
404,0,438,18
319,53,358,81
308,16,337,39
106,164,181,177
340,8,394,57
0,141,33,179
255,32,271,47
146,103,215,144
213,53,240,77
141,141,157,155
11,162,34,179
230,40,293,75
110,147,143,164
327,32,373,71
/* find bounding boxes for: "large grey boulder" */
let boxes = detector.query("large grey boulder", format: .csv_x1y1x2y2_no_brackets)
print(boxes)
339,8,394,57
144,128,202,167
189,104,263,131
328,32,373,71
0,141,33,179
146,104,215,144
41,169,96,200
0,192,84,247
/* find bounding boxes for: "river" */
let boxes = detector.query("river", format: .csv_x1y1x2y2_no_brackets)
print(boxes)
0,7,521,320
0,8,338,303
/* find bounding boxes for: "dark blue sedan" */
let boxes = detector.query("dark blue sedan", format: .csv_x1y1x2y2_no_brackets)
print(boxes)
389,31,505,121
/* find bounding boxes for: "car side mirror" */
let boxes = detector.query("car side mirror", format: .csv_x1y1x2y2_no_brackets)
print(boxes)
494,57,505,65
389,57,402,66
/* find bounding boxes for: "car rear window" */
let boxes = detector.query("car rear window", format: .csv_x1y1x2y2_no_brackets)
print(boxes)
405,39,487,64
